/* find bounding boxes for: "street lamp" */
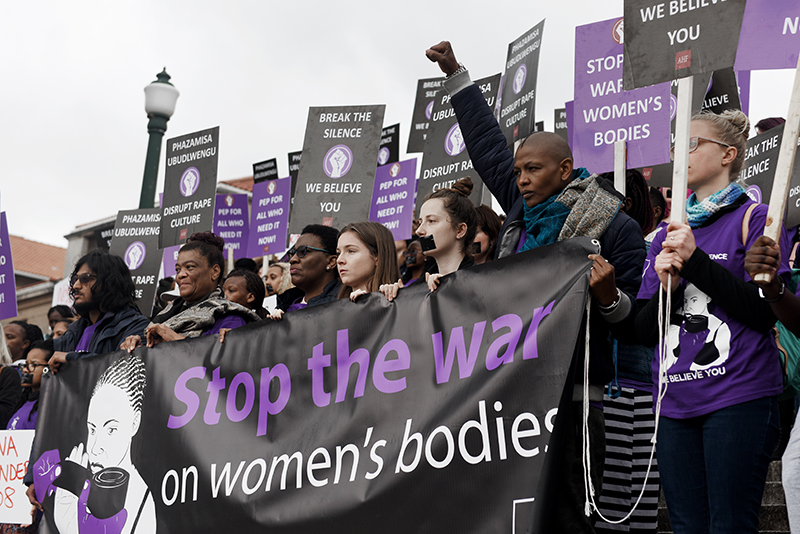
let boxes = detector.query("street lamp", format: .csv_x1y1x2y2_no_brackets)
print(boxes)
138,68,179,209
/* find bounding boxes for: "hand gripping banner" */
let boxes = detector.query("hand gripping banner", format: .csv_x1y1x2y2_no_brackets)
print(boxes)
31,238,595,534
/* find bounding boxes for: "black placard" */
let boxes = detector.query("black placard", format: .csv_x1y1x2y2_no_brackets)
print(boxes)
623,0,746,90
701,68,741,115
407,77,444,153
253,158,279,184
418,73,501,209
739,124,800,228
499,20,545,147
160,127,219,248
378,123,400,166
288,150,302,201
554,108,568,143
289,105,385,233
109,208,162,316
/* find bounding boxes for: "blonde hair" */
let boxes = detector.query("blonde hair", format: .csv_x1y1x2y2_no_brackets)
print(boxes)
267,262,294,295
692,109,750,178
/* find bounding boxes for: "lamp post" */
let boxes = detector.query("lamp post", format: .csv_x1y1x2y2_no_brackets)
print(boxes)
138,68,179,209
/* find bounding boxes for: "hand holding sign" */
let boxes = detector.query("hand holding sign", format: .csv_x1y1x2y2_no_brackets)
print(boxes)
425,41,460,76
744,235,781,290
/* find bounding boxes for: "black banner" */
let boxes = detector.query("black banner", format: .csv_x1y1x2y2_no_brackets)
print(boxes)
554,108,568,143
623,0,746,90
108,208,162,316
289,105,385,233
253,158,279,184
378,123,400,166
93,227,114,252
499,21,545,147
160,127,219,248
418,73,501,209
740,123,800,228
32,238,594,534
407,77,444,154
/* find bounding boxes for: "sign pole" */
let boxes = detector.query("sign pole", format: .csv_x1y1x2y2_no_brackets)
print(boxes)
755,51,800,282
670,76,694,224
614,140,627,196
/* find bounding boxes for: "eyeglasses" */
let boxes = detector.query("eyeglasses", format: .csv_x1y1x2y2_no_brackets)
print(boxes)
286,245,330,259
669,137,732,161
22,362,47,372
70,273,97,287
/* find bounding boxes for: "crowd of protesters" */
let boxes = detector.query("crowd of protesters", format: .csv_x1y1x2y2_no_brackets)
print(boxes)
2,42,799,534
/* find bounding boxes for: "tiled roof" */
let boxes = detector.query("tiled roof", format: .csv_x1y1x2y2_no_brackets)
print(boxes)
221,176,254,193
9,235,66,281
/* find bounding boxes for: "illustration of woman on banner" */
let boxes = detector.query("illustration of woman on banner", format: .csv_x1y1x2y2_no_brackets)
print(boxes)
35,355,155,534
666,282,731,372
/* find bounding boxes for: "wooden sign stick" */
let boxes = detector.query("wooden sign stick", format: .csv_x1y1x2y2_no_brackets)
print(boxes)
614,140,627,196
670,76,694,224
755,52,800,282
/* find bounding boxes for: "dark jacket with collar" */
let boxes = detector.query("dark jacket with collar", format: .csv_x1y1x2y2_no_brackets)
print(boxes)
450,82,646,385
54,306,149,362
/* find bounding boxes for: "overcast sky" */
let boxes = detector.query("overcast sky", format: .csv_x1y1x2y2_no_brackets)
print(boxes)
1,1,793,247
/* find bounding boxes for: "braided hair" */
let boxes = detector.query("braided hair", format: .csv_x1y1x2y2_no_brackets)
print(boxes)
93,354,146,415
9,321,44,360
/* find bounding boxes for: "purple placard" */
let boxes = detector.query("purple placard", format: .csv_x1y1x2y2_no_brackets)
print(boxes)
736,70,751,117
369,159,417,240
161,245,182,278
213,194,250,260
248,177,291,257
566,101,575,150
573,17,671,174
735,0,800,71
0,213,17,320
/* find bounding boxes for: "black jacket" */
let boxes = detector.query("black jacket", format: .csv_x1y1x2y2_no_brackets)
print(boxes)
54,306,149,362
450,82,647,385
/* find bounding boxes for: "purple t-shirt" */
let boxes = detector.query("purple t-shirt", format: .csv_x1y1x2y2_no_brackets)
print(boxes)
638,202,786,418
7,399,37,430
74,319,102,352
202,315,246,337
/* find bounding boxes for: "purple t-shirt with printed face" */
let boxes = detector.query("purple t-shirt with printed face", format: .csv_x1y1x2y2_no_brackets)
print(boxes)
638,201,786,419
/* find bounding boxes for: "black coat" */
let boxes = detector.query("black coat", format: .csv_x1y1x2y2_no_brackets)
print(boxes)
54,306,149,362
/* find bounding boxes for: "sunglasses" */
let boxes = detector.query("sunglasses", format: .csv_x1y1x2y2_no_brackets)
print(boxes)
69,273,97,287
286,245,330,259
669,136,731,161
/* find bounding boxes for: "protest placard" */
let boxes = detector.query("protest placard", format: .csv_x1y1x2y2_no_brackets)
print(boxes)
573,17,671,174
0,430,34,524
253,159,279,184
623,0,747,90
93,227,113,252
109,208,163,316
288,151,301,201
369,159,417,240
499,21,545,147
554,108,568,143
213,194,250,261
378,123,400,166
248,177,291,257
289,106,385,233
160,127,219,248
418,73,501,208
407,77,444,153
161,244,182,278
740,122,800,229
32,238,594,534
0,213,17,321
566,101,575,148
735,0,800,72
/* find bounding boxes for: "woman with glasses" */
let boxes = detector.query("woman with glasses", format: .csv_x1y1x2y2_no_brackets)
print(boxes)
271,225,341,319
121,232,259,350
48,250,149,373
635,110,787,533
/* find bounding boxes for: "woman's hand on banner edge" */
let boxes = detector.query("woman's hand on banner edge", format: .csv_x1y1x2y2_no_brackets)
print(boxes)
744,235,781,288
426,273,442,293
48,352,68,374
219,328,231,343
349,289,368,302
426,41,459,76
379,279,403,301
145,324,185,347
269,309,284,321
120,335,143,353
27,483,42,515
588,254,617,306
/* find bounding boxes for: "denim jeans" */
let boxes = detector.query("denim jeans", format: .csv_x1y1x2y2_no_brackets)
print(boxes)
657,396,778,534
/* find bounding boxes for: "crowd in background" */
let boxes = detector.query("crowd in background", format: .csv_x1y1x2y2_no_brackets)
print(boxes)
2,44,799,534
